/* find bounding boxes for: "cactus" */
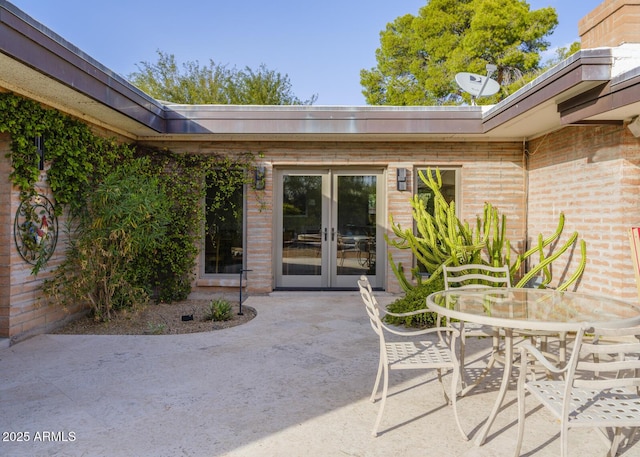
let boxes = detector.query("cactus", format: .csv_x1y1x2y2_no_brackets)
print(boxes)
387,168,586,291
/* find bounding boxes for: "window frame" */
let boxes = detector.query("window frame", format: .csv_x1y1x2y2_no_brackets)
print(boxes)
201,182,247,278
413,167,461,272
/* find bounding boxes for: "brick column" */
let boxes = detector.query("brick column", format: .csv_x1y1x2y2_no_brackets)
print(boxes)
579,0,640,48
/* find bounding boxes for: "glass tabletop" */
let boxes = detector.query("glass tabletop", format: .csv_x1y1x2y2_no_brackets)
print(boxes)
427,288,640,331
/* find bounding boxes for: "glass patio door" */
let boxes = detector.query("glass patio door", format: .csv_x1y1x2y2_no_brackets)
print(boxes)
276,169,383,289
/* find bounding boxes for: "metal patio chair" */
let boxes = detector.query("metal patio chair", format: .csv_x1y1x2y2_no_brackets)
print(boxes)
514,325,640,457
440,264,511,390
357,275,468,440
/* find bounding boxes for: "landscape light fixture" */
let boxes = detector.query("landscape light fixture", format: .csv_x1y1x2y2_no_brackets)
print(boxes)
238,269,252,315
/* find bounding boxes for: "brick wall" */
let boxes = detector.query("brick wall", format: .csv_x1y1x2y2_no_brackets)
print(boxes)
579,0,640,48
0,134,11,338
246,161,273,294
10,120,638,338
0,133,82,340
149,140,526,294
8,121,637,339
527,124,640,304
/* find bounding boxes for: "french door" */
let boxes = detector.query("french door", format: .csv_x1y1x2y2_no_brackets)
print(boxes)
276,168,384,289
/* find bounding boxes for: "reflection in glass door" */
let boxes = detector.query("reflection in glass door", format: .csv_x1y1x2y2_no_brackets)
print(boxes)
332,174,378,288
276,169,383,289
279,173,328,288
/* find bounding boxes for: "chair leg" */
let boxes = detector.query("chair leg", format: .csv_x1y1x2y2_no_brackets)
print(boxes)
560,423,569,457
609,427,624,457
459,330,500,397
449,366,469,441
370,357,383,402
372,366,389,437
459,329,468,389
559,331,567,365
436,368,450,404
514,370,527,456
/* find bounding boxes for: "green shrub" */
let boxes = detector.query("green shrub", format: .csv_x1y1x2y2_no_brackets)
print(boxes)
0,93,259,305
43,158,171,321
205,298,233,322
145,322,167,335
384,276,445,328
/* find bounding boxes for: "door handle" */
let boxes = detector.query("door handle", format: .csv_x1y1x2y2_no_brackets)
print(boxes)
323,227,327,241
331,227,335,241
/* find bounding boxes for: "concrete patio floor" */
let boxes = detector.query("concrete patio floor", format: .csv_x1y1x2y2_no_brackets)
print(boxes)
1,291,639,457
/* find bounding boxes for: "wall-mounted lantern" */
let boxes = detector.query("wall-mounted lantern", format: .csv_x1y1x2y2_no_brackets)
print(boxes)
396,168,408,191
255,166,266,190
35,135,45,171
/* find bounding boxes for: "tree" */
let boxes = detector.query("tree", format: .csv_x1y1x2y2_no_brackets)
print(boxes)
542,41,581,68
360,0,558,105
129,50,317,105
505,41,581,94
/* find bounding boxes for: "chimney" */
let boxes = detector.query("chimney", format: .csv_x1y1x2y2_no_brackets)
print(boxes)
579,0,640,48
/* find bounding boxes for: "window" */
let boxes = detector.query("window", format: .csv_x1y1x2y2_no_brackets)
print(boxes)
415,168,458,274
415,168,457,214
204,182,244,274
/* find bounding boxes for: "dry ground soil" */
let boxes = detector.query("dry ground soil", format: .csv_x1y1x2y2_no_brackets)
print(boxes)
51,299,256,335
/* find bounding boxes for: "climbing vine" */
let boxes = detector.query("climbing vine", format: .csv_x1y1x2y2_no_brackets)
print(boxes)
0,92,258,314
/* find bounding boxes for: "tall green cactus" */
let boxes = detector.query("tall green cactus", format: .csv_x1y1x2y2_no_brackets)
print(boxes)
386,168,586,291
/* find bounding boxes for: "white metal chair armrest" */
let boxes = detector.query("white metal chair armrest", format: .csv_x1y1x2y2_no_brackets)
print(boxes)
517,342,569,378
383,308,430,318
514,325,640,457
380,320,460,339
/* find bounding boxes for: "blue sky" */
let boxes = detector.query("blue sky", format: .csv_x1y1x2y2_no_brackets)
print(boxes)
10,0,604,105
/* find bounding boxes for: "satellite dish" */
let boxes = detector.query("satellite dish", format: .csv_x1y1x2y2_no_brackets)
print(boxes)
455,72,500,98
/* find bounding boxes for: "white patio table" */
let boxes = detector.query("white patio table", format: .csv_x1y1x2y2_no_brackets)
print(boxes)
426,287,640,446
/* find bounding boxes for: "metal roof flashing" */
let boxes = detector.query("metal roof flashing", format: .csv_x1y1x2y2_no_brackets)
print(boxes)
611,43,640,77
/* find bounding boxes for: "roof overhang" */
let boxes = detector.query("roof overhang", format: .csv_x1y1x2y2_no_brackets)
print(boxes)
2,1,640,143
0,1,165,139
557,62,640,124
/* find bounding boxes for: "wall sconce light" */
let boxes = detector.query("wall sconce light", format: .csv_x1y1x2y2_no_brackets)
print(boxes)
255,166,266,190
396,168,407,191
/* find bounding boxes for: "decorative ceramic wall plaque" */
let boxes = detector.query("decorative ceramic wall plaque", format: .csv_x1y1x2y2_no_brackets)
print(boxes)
14,194,58,266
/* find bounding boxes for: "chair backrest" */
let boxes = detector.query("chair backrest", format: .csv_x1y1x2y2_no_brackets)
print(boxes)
629,227,640,302
358,275,383,338
570,326,640,392
443,264,511,290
